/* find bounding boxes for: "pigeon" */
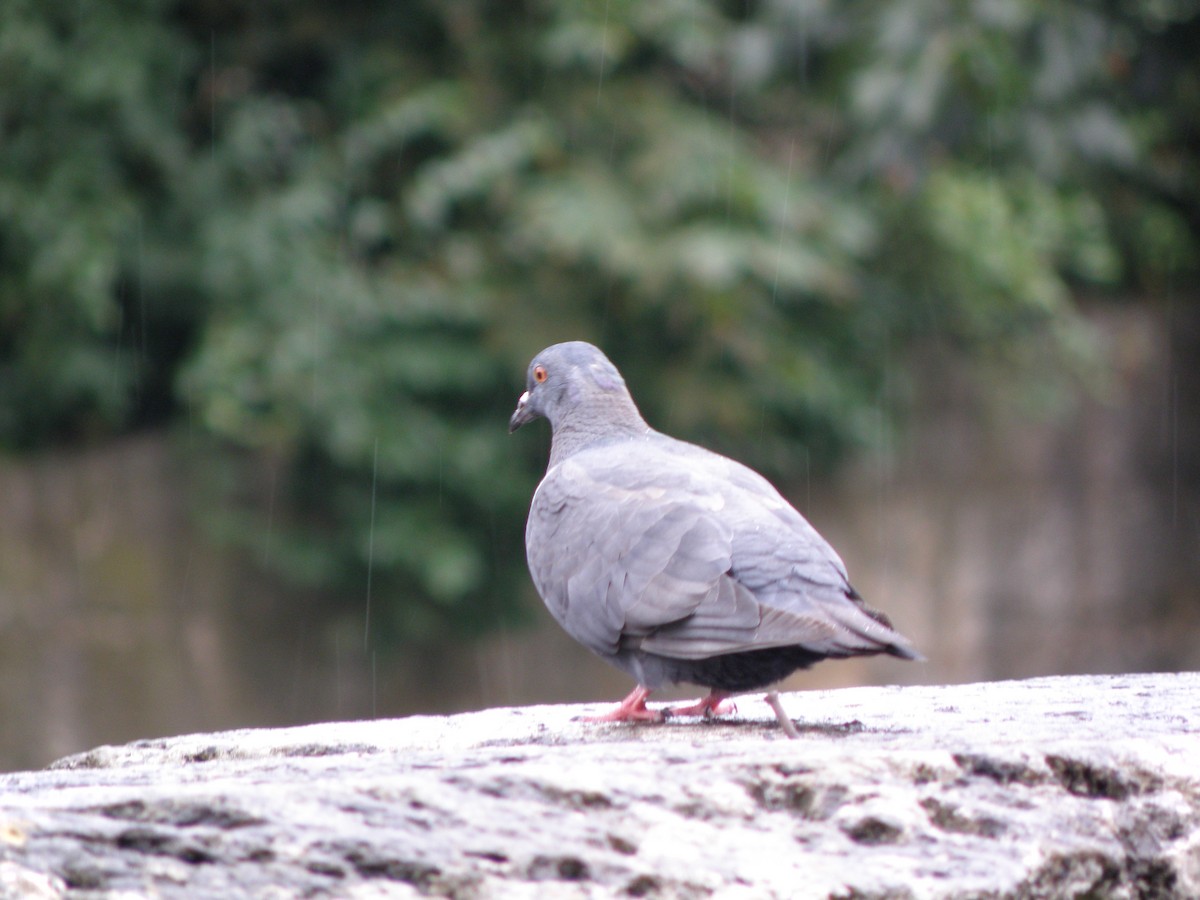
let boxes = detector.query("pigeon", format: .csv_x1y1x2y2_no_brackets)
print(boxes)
509,341,921,737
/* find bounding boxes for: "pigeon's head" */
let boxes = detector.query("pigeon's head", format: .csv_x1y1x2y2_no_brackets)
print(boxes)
508,341,632,434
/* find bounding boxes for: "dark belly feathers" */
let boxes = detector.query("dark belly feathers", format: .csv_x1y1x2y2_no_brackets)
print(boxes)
653,645,828,693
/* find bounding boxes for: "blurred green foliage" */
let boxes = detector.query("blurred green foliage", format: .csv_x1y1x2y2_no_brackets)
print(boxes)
2,0,1198,642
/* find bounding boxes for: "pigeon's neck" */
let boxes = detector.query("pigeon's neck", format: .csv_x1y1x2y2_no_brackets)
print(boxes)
548,392,650,466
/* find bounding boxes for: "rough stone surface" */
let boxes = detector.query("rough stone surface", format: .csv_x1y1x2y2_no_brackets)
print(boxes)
1,672,1198,899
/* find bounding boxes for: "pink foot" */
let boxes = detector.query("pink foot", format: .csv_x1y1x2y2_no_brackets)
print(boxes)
579,685,664,723
664,691,737,719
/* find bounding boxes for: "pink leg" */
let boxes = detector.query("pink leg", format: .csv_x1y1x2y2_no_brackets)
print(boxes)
580,685,665,723
664,690,737,719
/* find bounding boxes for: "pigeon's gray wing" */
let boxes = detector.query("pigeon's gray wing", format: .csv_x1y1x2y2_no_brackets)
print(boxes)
526,441,917,663
525,451,757,660
632,445,917,660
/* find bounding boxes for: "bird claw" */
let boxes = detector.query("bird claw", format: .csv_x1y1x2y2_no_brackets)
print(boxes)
707,699,738,718
576,685,664,723
574,686,745,726
664,693,736,719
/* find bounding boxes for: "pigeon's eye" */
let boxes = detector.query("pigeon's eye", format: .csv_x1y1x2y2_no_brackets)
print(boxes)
533,365,548,383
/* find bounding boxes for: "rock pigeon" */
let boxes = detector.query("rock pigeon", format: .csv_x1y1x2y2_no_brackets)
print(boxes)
509,341,921,737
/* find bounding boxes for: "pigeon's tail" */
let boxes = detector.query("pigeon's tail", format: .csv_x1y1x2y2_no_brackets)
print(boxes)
847,586,925,662
884,637,926,662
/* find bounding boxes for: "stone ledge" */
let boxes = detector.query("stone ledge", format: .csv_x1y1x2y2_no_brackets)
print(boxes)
2,672,1198,898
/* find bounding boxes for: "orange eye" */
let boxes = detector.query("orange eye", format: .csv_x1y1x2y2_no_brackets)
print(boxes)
533,365,548,383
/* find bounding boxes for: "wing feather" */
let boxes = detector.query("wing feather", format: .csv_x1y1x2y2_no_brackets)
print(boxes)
527,454,735,657
526,438,916,665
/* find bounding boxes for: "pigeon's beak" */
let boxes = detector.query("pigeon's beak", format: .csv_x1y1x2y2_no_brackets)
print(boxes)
508,391,536,433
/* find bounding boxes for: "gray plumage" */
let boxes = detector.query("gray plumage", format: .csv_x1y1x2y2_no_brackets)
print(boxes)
509,341,920,710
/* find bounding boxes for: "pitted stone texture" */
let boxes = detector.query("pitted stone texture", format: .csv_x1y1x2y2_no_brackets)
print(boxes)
1,672,1198,898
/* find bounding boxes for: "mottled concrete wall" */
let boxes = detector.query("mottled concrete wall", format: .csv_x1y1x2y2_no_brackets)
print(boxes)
819,304,1200,687
0,438,253,768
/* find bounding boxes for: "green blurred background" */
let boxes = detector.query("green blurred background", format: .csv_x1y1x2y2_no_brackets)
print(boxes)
1,0,1197,770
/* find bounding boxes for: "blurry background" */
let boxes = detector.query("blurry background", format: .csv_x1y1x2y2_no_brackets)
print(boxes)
1,0,1197,771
